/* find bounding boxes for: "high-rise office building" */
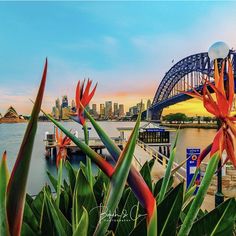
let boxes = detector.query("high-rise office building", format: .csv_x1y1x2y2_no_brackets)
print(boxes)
105,101,112,118
118,104,125,117
137,102,145,112
61,95,69,108
100,104,105,117
56,98,61,110
113,103,119,116
129,106,138,116
92,104,98,117
71,99,76,112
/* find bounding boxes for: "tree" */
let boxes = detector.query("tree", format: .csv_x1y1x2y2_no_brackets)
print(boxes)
163,113,188,123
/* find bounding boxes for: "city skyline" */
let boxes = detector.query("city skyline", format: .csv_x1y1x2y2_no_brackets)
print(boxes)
50,95,152,120
0,2,236,116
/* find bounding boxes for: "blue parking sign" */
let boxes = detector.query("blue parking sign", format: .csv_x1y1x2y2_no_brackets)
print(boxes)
186,148,201,194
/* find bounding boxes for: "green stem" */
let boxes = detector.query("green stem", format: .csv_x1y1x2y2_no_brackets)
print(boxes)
83,123,93,186
56,159,63,208
178,153,219,236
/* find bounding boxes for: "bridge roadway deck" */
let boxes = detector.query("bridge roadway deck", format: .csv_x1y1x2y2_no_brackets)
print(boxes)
133,144,215,211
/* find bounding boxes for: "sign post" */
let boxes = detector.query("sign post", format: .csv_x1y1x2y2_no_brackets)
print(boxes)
186,148,201,194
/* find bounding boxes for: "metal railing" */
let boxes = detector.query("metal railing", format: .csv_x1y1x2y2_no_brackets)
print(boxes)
136,139,186,181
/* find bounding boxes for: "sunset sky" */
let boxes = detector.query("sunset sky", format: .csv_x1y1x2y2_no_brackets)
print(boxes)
0,1,236,115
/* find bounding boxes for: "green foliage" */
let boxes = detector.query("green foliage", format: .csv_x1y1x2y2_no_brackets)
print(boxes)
189,198,236,236
163,113,188,123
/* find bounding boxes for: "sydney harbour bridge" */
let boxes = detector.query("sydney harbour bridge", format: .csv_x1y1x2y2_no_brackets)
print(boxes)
149,50,236,120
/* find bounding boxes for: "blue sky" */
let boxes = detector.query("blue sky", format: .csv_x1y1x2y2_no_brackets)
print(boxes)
0,1,236,114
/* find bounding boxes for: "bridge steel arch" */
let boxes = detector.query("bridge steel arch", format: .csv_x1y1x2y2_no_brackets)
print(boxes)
150,51,236,120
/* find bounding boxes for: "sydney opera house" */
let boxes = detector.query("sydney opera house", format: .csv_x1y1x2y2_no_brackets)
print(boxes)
0,106,26,123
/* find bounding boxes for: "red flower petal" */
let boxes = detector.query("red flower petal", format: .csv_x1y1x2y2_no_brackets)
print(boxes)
210,128,224,157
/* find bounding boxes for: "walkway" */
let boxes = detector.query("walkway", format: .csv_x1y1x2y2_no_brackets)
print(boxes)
133,143,215,212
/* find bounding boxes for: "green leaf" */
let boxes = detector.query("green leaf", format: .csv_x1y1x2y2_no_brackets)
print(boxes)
23,200,40,234
158,130,179,203
178,152,219,236
94,112,141,236
129,218,147,236
93,170,110,205
21,222,38,236
29,190,54,235
6,59,47,236
83,123,94,187
189,198,236,236
154,176,174,198
72,169,98,235
157,183,183,236
73,207,89,236
0,151,9,236
184,185,197,203
65,161,76,193
115,189,139,236
47,171,58,192
56,159,63,207
140,161,153,192
45,189,72,236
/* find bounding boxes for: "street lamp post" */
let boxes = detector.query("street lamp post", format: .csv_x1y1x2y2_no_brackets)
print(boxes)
208,41,230,207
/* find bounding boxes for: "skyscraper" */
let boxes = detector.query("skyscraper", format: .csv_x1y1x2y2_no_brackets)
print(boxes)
92,104,98,117
100,104,105,117
113,103,119,116
71,99,76,112
105,101,112,119
118,104,125,117
56,98,61,110
137,102,145,112
61,95,69,108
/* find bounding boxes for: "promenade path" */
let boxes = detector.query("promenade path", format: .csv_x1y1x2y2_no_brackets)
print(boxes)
133,144,215,211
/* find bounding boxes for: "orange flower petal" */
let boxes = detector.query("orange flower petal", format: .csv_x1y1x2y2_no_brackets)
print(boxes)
210,127,224,157
227,59,235,110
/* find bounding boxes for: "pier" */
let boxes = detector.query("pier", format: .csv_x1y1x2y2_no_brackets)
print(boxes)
44,136,124,158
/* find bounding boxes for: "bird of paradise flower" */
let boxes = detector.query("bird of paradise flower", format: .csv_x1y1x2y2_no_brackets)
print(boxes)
179,58,236,235
55,128,71,167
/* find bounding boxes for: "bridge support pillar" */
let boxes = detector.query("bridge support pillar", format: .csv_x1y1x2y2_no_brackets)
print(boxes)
150,109,162,121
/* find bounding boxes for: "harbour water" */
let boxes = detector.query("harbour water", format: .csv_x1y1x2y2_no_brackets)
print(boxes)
0,121,216,194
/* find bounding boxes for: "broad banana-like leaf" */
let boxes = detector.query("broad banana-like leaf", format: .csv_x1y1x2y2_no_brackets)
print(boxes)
94,112,143,235
158,130,179,203
6,59,47,236
0,151,9,236
189,198,236,236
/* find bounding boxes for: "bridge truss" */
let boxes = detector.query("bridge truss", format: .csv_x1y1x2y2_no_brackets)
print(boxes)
150,51,236,120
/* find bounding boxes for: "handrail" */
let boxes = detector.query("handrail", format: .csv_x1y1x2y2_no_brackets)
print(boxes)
137,139,186,181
